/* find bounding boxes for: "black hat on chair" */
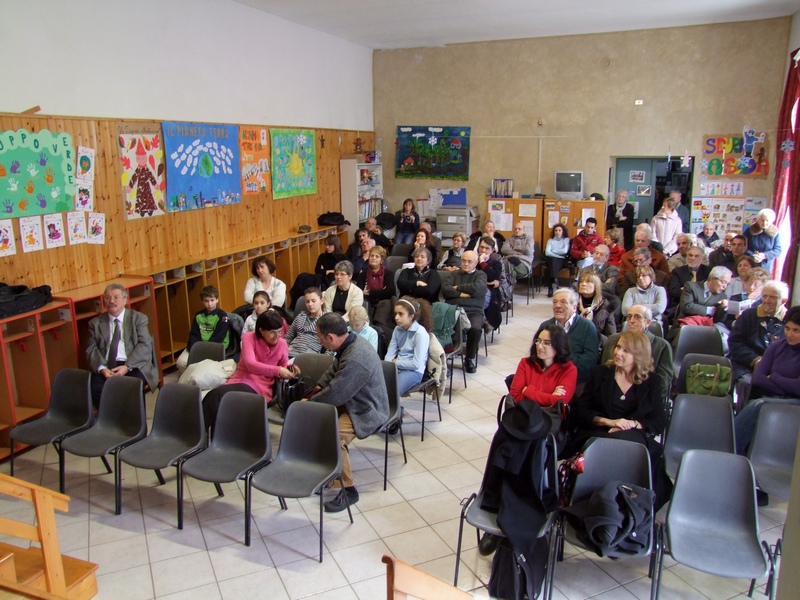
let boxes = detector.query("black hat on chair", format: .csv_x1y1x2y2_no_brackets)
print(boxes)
501,399,552,441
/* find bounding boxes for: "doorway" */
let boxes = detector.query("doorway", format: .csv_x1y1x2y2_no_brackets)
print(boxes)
613,157,694,224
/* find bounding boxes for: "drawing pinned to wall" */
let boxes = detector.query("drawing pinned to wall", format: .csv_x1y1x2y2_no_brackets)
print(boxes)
690,197,746,234
87,212,105,245
701,127,769,178
67,211,86,245
163,121,241,211
0,219,15,257
117,123,167,220
395,125,471,180
270,129,317,199
75,181,94,211
43,213,66,249
699,180,745,197
629,170,646,183
19,215,43,253
76,146,95,182
0,129,75,218
240,127,270,195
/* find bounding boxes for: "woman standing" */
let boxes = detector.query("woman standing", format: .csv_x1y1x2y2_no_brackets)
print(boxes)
651,197,683,257
606,190,635,250
395,198,421,245
244,256,287,308
509,323,577,407
386,297,432,395
743,208,782,272
544,224,570,298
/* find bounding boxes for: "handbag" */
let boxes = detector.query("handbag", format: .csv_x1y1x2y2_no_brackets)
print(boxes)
685,363,731,397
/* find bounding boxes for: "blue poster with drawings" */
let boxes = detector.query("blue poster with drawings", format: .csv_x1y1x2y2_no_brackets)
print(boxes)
162,122,241,211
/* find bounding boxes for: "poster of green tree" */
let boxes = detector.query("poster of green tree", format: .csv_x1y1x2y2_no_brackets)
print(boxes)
395,125,470,180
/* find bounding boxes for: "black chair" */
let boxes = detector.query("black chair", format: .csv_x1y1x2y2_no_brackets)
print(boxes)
406,372,441,442
226,312,245,361
380,361,407,490
672,326,723,383
181,391,271,545
10,368,93,493
748,403,800,501
267,352,334,425
293,295,307,317
249,401,352,562
119,383,206,528
676,353,732,397
663,394,734,479
647,321,663,338
60,376,147,515
545,437,654,599
186,341,225,366
652,449,774,599
446,317,467,404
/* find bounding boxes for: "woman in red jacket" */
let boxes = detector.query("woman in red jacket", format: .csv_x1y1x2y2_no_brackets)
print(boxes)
510,323,577,406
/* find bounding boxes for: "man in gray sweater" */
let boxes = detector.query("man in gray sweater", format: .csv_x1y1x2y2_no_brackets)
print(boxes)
310,313,389,512
442,250,488,373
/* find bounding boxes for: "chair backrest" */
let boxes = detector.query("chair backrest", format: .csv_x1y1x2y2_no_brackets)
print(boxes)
571,437,651,504
294,352,334,385
225,312,245,359
278,401,340,472
187,341,226,367
382,555,472,600
149,383,206,447
47,368,92,424
294,295,307,317
532,241,542,266
391,243,413,257
647,321,663,338
381,361,402,425
674,326,723,367
677,353,732,395
97,376,146,438
664,394,734,478
748,403,800,498
213,392,270,461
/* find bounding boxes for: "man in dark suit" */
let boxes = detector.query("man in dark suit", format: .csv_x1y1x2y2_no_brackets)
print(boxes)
542,288,599,391
668,246,710,309
577,244,619,295
618,248,669,298
667,266,732,340
86,283,158,407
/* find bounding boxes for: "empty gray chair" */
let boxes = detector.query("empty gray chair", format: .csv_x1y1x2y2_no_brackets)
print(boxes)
181,391,271,545
186,341,225,367
250,401,352,562
385,255,408,274
652,449,774,599
390,243,413,257
267,352,334,425
663,394,735,479
672,326,723,380
119,383,206,528
60,376,147,515
380,361,407,491
748,403,800,500
676,353,732,397
10,368,93,493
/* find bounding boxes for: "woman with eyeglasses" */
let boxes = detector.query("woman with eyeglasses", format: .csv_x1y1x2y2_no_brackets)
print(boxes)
509,323,577,406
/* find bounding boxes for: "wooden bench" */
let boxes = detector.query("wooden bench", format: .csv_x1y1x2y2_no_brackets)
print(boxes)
0,474,98,599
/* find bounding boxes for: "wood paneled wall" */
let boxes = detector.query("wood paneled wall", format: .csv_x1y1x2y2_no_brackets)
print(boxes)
0,113,373,293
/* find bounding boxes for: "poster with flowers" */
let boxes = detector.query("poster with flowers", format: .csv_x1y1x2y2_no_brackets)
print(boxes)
116,123,167,219
395,125,471,180
270,129,317,199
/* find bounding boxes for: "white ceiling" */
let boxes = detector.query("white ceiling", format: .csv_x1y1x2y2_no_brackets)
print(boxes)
235,0,800,50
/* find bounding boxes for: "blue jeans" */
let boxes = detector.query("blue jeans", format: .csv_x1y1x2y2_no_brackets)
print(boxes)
395,232,415,245
397,368,424,396
734,397,800,454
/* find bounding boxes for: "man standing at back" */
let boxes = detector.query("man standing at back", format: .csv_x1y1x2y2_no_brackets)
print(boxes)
86,283,158,408
309,313,389,512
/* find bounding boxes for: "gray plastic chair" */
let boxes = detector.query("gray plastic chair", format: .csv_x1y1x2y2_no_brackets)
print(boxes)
380,361,407,491
676,353,732,397
390,243,413,257
664,394,735,479
546,437,653,600
186,341,226,367
672,326,723,382
385,255,408,275
748,403,800,500
267,352,334,425
249,401,351,562
60,376,147,515
652,449,774,599
10,368,93,493
181,391,271,545
119,383,206,528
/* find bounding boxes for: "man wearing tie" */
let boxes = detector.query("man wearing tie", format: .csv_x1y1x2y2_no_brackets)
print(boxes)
86,283,158,407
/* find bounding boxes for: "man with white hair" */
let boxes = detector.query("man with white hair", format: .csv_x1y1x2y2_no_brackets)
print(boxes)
501,222,533,283
727,280,789,381
541,288,599,387
667,233,695,270
618,225,669,282
576,244,618,294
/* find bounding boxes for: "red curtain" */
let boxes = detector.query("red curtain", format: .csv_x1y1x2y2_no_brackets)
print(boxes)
775,49,800,286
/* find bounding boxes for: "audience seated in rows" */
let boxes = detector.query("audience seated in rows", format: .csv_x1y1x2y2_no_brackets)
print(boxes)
666,233,695,270
467,220,505,254
508,322,577,407
667,266,732,340
603,228,625,266
395,198,421,245
408,228,439,266
542,288,599,390
348,305,379,352
438,231,467,270
323,260,364,322
364,217,391,249
357,245,396,331
697,220,720,249
544,224,570,297
668,246,710,309
244,256,286,308
477,236,505,331
284,287,326,357
385,297,432,395
709,233,747,271
419,221,443,258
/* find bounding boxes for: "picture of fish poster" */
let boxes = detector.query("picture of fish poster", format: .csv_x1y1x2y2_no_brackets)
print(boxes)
19,215,43,253
0,219,16,257
43,213,66,249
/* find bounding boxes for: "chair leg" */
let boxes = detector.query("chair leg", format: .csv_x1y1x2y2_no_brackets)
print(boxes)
177,464,185,530
101,455,112,474
279,497,288,510
318,490,325,563
57,443,66,494
383,431,389,491
421,388,427,442
244,472,253,547
398,408,407,463
155,469,166,485
114,452,122,516
447,356,454,404
654,526,666,600
214,483,224,497
453,493,476,587
545,514,562,600
434,386,442,422
8,441,14,477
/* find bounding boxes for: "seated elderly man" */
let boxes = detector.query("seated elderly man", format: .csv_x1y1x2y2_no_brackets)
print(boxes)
667,266,732,340
601,304,673,402
618,247,669,297
618,226,670,283
667,233,696,270
442,250,488,373
542,288,599,391
576,244,619,295
710,233,747,271
668,245,710,313
727,280,788,381
364,217,390,249
501,222,534,283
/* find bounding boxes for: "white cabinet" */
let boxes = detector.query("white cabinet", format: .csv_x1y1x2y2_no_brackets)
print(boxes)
340,153,384,228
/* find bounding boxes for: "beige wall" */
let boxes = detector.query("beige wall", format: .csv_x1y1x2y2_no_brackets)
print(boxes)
374,18,790,215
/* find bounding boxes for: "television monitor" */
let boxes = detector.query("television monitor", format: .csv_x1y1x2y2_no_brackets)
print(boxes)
554,171,584,200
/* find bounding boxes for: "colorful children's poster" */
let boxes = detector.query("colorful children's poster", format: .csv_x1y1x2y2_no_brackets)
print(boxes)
396,125,471,180
162,121,241,211
19,216,43,252
76,146,95,182
116,123,167,220
690,196,746,235
744,197,768,227
43,213,66,249
270,129,317,199
0,219,15,257
698,179,745,197
701,126,769,179
240,127,270,195
87,212,105,245
67,211,86,244
0,129,75,218
75,181,94,211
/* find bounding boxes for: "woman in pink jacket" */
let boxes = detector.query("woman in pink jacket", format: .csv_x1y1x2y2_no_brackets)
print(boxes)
651,197,683,257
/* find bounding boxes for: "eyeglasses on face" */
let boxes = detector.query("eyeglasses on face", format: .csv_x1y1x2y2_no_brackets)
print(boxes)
534,339,552,346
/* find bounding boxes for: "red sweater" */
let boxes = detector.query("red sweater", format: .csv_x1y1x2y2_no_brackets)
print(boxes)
607,244,624,267
509,359,578,407
570,232,603,261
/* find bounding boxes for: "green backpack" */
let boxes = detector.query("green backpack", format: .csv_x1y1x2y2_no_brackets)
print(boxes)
685,363,731,397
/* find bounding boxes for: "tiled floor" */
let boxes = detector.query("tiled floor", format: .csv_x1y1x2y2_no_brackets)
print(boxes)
4,290,785,599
